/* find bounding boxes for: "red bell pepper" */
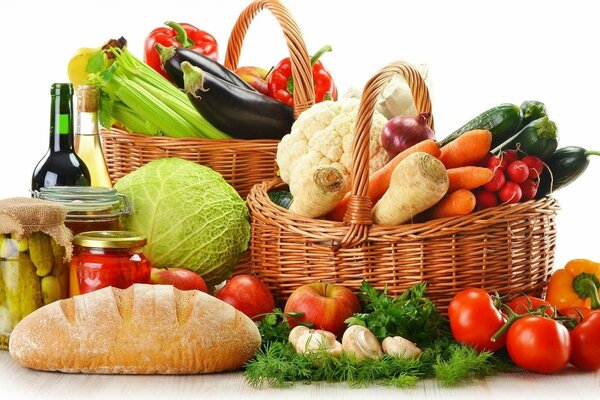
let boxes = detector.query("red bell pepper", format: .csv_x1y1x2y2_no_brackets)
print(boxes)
144,21,218,79
267,45,337,107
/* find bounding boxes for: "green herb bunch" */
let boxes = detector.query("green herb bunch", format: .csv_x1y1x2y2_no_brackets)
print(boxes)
244,282,513,388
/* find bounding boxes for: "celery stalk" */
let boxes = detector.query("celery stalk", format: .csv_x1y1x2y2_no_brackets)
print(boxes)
93,47,229,139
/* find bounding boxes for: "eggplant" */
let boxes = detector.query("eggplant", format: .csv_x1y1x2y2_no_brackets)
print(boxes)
156,44,255,91
177,61,295,140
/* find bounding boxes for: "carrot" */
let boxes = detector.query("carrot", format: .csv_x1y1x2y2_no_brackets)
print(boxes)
327,139,441,221
372,152,449,225
428,189,476,220
439,129,492,168
447,166,494,192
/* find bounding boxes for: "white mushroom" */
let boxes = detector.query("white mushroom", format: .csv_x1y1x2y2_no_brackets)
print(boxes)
382,336,422,359
288,326,343,357
342,325,383,359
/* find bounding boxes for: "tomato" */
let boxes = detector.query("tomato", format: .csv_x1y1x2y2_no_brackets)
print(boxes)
569,311,600,371
506,295,554,316
506,161,530,184
506,316,571,373
559,306,593,323
448,288,506,352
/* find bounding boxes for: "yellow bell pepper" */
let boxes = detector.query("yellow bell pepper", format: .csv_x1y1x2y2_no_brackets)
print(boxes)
546,259,600,310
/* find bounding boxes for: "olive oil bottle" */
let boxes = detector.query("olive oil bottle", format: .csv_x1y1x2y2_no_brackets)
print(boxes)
74,85,112,188
31,83,90,191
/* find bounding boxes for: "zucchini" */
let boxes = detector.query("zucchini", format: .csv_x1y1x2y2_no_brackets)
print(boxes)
536,146,600,198
520,100,547,128
440,103,522,147
268,190,293,209
492,116,558,160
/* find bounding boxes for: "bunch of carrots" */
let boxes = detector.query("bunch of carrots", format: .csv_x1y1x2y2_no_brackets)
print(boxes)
327,129,494,223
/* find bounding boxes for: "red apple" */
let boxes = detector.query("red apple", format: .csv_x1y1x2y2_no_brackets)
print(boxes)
216,274,275,320
150,267,208,293
284,282,361,337
235,66,269,95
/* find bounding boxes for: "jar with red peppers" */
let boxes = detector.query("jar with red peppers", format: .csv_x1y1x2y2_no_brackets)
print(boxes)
70,231,151,296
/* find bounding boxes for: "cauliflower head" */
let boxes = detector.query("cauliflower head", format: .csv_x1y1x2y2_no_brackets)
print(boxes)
277,98,389,186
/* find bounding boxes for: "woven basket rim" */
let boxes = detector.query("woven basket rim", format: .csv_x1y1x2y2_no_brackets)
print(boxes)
249,177,560,242
101,127,281,145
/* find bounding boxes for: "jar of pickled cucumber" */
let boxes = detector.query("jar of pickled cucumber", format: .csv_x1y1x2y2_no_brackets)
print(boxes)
0,198,72,349
33,186,131,235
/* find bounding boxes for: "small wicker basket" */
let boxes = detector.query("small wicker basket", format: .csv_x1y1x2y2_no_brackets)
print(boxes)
101,0,315,198
245,61,559,314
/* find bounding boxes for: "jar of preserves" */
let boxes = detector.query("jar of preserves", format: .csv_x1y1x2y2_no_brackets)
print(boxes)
0,198,72,349
33,186,131,235
70,231,151,296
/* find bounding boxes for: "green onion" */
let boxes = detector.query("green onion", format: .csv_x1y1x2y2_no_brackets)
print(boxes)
92,47,229,139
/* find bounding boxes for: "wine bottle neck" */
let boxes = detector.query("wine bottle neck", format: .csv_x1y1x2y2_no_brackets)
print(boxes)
49,91,74,152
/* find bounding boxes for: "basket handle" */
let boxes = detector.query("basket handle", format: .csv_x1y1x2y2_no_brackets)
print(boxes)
341,61,434,247
223,0,315,117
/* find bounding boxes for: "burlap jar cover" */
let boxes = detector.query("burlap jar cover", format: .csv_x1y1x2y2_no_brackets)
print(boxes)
0,198,73,350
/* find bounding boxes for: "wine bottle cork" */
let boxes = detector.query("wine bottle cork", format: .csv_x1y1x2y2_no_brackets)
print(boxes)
77,85,99,113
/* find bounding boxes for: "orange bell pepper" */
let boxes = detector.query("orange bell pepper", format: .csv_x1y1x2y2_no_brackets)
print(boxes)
546,259,600,310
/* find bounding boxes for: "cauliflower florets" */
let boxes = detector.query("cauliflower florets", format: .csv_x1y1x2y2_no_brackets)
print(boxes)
277,98,390,186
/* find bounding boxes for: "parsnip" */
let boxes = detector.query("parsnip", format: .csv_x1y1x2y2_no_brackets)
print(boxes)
288,166,348,218
372,152,448,225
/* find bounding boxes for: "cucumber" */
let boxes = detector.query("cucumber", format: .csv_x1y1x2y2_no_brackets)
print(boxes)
536,146,600,198
492,116,558,160
520,100,547,128
440,103,522,147
268,190,293,209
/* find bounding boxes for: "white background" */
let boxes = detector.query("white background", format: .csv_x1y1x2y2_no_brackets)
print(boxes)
1,0,599,269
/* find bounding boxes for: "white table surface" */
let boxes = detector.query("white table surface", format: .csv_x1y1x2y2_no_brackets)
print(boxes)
1,351,599,400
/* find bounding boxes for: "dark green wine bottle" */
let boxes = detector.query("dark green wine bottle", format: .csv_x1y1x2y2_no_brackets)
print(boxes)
32,83,90,191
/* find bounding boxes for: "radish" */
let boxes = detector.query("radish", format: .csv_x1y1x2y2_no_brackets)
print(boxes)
507,161,530,183
499,181,522,204
520,179,538,201
521,155,544,179
476,190,499,210
484,168,506,192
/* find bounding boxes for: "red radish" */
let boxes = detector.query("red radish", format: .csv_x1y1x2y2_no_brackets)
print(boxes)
484,168,506,192
381,113,435,158
506,161,530,183
477,152,494,167
499,181,522,204
476,190,499,210
521,155,544,179
520,179,538,201
502,149,520,166
487,155,503,171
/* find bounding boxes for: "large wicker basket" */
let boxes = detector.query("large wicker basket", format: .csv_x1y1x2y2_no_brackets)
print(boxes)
245,61,559,314
101,0,315,198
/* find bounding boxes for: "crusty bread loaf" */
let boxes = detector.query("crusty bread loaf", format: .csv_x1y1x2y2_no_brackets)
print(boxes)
8,284,261,374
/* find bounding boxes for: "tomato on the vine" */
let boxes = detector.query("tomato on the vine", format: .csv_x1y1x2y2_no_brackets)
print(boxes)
448,288,506,352
569,311,600,371
506,295,554,316
506,316,571,373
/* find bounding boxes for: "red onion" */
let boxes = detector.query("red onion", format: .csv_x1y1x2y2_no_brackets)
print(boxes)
381,113,435,158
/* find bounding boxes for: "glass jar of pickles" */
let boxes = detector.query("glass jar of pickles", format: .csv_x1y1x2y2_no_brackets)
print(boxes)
70,231,151,296
0,198,72,349
33,186,131,235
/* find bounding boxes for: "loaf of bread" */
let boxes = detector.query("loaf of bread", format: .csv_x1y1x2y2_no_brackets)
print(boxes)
9,284,261,374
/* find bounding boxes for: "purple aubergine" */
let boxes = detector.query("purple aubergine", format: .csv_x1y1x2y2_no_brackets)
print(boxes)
381,113,435,158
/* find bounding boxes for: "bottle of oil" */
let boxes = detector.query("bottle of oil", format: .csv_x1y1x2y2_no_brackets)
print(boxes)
74,85,112,188
32,83,91,191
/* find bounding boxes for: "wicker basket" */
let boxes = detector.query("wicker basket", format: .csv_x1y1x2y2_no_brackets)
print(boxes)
245,61,559,314
101,0,315,198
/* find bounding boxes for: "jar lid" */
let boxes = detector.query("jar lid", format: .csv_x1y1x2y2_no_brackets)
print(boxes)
73,231,146,249
33,186,131,219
